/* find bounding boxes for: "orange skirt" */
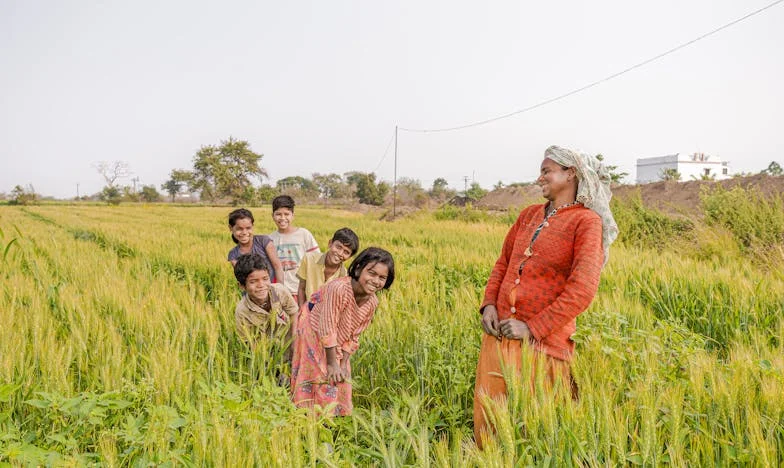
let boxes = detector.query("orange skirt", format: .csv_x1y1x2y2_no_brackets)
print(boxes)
473,333,578,448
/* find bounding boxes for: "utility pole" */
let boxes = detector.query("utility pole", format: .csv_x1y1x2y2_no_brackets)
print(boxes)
463,176,470,195
131,177,140,193
393,125,398,218
76,183,80,200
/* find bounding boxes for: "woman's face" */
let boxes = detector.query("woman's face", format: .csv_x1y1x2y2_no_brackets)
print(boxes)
537,158,575,201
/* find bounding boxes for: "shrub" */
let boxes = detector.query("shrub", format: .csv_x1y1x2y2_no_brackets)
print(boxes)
701,186,784,252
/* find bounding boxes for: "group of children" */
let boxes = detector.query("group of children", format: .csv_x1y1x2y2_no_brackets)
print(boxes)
228,195,395,416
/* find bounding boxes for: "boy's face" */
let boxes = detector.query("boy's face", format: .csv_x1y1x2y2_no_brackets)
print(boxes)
325,240,353,267
272,207,294,232
241,269,271,305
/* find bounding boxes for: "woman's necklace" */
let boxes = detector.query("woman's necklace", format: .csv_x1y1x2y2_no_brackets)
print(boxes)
522,200,580,258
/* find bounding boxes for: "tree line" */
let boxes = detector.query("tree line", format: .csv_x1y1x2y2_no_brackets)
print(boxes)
4,137,782,206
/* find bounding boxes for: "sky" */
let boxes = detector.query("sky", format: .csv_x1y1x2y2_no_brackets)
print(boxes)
1,0,783,199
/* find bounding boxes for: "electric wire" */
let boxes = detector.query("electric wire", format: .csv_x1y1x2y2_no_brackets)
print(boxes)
399,0,784,133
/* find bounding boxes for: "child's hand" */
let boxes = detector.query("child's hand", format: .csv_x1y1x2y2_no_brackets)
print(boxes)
326,363,344,385
339,358,350,380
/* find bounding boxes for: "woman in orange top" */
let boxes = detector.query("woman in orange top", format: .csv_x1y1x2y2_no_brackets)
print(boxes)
291,247,395,416
473,145,619,447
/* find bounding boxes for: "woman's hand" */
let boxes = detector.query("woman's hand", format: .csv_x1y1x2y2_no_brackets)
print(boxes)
481,305,500,337
499,318,532,341
326,362,345,385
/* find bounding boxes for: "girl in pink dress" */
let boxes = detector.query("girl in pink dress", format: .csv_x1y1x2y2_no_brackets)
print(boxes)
290,247,395,416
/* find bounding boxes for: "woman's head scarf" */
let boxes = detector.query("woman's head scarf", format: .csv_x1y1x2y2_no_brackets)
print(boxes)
544,145,619,264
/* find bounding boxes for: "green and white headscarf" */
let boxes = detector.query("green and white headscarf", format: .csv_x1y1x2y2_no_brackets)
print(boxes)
544,145,619,264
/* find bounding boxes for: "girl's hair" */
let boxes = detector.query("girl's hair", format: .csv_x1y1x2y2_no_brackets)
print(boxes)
331,227,360,255
348,247,395,289
233,253,270,286
228,208,254,244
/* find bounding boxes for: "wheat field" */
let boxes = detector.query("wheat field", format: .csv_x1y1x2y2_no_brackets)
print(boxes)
1,202,782,466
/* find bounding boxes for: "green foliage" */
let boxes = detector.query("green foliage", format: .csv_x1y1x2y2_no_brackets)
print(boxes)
312,173,350,199
99,186,122,205
761,161,783,176
161,169,193,202
354,172,389,205
701,185,784,252
434,205,495,223
595,154,629,184
611,193,694,249
429,178,455,200
1,205,783,465
659,168,682,181
139,186,161,203
9,184,38,205
464,182,487,200
276,176,318,198
256,184,277,203
190,137,267,204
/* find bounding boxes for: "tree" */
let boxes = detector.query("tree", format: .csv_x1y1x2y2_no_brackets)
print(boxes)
190,137,267,204
93,161,130,187
140,185,161,202
493,180,505,190
161,169,193,202
354,173,389,206
276,176,319,198
312,173,350,199
429,178,455,200
257,184,277,203
122,186,139,202
100,186,122,205
93,161,130,205
660,168,682,181
595,154,629,185
465,182,488,200
9,184,37,205
762,161,783,176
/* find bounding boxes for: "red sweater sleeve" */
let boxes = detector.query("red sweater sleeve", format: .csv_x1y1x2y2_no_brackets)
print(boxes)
525,215,603,340
481,212,525,312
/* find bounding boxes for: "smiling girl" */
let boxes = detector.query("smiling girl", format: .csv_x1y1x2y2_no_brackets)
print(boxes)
290,247,395,416
227,208,285,284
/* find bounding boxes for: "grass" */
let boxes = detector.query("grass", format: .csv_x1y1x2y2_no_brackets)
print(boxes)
0,204,783,466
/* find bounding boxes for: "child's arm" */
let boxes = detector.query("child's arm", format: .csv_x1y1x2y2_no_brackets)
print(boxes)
265,241,286,284
297,279,307,307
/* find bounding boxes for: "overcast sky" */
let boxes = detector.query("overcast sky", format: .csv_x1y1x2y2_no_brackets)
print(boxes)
2,0,783,199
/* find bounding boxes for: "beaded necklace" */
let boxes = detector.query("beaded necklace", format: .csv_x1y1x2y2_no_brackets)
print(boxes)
505,200,580,319
519,200,580,272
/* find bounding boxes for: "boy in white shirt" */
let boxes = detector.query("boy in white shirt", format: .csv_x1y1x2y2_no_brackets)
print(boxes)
268,195,319,303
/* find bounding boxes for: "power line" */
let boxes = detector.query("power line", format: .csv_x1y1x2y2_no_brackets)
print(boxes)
399,0,784,134
372,127,397,172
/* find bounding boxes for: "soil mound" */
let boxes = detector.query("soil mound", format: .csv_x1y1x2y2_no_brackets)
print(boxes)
612,174,784,216
475,174,784,216
475,185,543,210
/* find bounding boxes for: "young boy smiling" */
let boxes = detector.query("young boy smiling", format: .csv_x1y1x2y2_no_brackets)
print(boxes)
233,253,298,376
268,195,319,303
296,227,359,307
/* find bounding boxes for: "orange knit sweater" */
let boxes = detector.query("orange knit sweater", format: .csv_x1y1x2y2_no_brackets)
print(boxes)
481,203,604,361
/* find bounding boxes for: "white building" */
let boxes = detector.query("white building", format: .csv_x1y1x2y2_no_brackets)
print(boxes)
636,152,730,184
